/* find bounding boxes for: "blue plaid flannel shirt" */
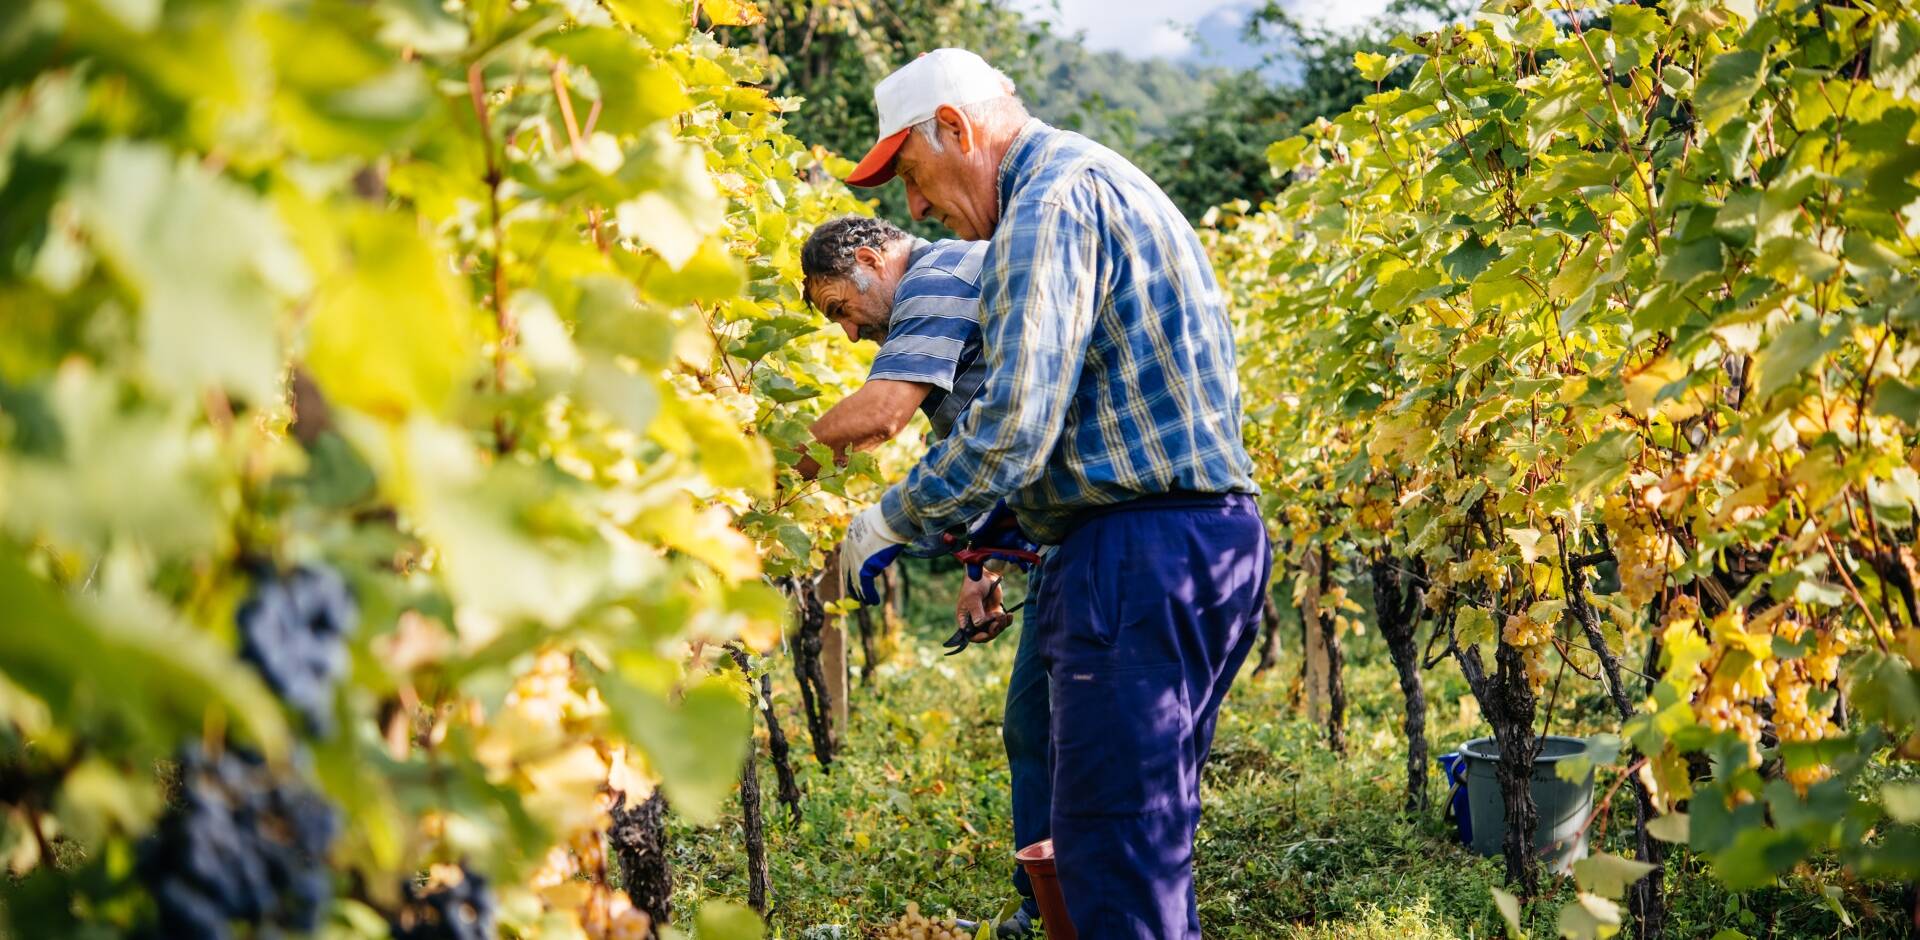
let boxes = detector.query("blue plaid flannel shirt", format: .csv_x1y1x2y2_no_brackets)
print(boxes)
879,120,1257,545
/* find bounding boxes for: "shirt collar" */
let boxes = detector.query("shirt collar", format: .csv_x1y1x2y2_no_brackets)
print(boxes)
906,236,935,269
995,119,1049,218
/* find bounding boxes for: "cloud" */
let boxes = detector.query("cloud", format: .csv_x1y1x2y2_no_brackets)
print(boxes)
1011,0,1400,63
1143,22,1196,58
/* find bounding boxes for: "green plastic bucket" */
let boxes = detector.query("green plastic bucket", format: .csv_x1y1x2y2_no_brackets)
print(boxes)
1460,735,1593,873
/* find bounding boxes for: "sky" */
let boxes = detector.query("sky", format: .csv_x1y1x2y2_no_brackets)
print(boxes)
1009,0,1397,67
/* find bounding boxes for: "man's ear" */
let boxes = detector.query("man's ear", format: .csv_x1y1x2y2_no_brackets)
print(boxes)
935,104,974,155
853,245,884,269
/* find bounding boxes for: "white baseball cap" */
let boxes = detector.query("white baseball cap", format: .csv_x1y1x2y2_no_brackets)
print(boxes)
845,48,1012,188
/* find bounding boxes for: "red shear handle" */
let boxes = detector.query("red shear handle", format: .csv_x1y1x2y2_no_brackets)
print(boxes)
955,546,1042,580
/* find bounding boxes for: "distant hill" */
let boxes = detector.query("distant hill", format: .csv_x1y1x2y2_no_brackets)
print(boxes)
1014,38,1229,155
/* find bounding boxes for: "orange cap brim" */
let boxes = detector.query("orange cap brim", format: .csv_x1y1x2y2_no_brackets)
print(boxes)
845,128,911,188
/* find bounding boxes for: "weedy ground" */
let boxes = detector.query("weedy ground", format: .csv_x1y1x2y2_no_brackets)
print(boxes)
673,563,1909,938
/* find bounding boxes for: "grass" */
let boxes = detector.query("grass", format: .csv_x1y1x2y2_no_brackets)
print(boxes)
672,563,1910,938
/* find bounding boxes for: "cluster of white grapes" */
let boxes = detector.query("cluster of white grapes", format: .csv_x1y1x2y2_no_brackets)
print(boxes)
1601,496,1672,608
1502,612,1555,693
878,903,972,940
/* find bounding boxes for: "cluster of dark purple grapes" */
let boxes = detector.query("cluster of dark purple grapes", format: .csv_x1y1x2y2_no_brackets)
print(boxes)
236,563,357,735
391,865,498,940
139,743,338,939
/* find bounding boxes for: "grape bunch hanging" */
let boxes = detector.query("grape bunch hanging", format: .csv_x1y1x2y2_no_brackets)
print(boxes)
236,563,358,735
391,864,499,940
138,743,339,939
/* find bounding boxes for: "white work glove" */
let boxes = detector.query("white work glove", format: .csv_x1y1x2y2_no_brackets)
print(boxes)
839,505,908,605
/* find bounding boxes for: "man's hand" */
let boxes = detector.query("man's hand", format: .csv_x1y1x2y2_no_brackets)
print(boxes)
839,506,908,604
956,570,1013,643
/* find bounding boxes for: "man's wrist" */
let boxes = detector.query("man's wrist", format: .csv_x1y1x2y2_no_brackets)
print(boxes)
878,486,918,542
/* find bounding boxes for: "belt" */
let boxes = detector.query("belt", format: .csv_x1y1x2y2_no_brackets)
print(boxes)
1058,489,1252,537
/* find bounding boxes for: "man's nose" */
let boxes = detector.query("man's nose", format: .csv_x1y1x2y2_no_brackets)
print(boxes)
840,320,858,342
906,182,931,221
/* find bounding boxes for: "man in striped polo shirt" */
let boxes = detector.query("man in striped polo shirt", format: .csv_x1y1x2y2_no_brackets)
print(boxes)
797,216,988,452
799,215,1051,938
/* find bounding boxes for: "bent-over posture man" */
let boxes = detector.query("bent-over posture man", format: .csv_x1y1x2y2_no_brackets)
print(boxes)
833,49,1271,939
799,216,1050,938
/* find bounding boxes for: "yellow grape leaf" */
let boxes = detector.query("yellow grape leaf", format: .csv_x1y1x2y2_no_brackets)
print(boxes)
701,0,764,26
1623,356,1688,419
652,395,774,497
305,211,476,420
631,491,759,581
1557,892,1622,940
1490,886,1527,939
1506,527,1545,564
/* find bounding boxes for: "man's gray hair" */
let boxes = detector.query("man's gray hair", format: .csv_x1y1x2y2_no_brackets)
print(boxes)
911,94,1029,152
801,216,910,304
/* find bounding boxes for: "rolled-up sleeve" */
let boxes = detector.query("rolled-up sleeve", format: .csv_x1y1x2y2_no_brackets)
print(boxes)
880,194,1103,539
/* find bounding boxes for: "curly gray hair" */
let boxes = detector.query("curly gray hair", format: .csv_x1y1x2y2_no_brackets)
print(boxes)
800,216,910,303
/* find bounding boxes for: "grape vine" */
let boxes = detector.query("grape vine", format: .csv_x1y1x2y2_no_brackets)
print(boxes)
1210,0,1920,932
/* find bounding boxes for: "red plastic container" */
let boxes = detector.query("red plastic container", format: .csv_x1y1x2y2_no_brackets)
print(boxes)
1013,839,1077,940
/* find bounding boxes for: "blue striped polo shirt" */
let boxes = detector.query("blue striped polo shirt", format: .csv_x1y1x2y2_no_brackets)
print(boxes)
868,238,989,439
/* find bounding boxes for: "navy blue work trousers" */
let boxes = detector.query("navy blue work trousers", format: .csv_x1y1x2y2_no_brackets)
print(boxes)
1035,493,1270,939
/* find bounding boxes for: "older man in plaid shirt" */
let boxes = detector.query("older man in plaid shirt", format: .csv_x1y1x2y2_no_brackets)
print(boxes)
834,49,1272,939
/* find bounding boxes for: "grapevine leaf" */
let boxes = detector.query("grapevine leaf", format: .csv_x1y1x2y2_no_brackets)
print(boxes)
1752,316,1838,402
1489,886,1527,939
74,143,301,407
0,546,290,760
1353,51,1404,82
1564,430,1640,499
1571,852,1656,899
600,673,751,827
1441,234,1501,282
1884,783,1920,824
1693,50,1766,134
1872,16,1920,101
1872,379,1920,426
601,0,688,46
304,210,476,421
1647,812,1690,843
1555,892,1621,940
699,0,764,27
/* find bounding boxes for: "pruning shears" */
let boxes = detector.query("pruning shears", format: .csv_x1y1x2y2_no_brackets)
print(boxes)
943,594,1029,656
904,500,1043,655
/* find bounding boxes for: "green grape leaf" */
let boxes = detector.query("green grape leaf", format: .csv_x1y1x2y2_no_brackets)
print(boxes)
1872,16,1920,101
0,546,290,760
693,900,765,940
1647,812,1690,843
1572,852,1656,900
75,143,302,407
1564,430,1640,499
1693,50,1766,134
600,672,751,827
1872,379,1920,426
1752,316,1838,402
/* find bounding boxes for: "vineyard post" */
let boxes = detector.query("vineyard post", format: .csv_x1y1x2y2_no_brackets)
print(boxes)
815,552,851,733
1319,544,1348,755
